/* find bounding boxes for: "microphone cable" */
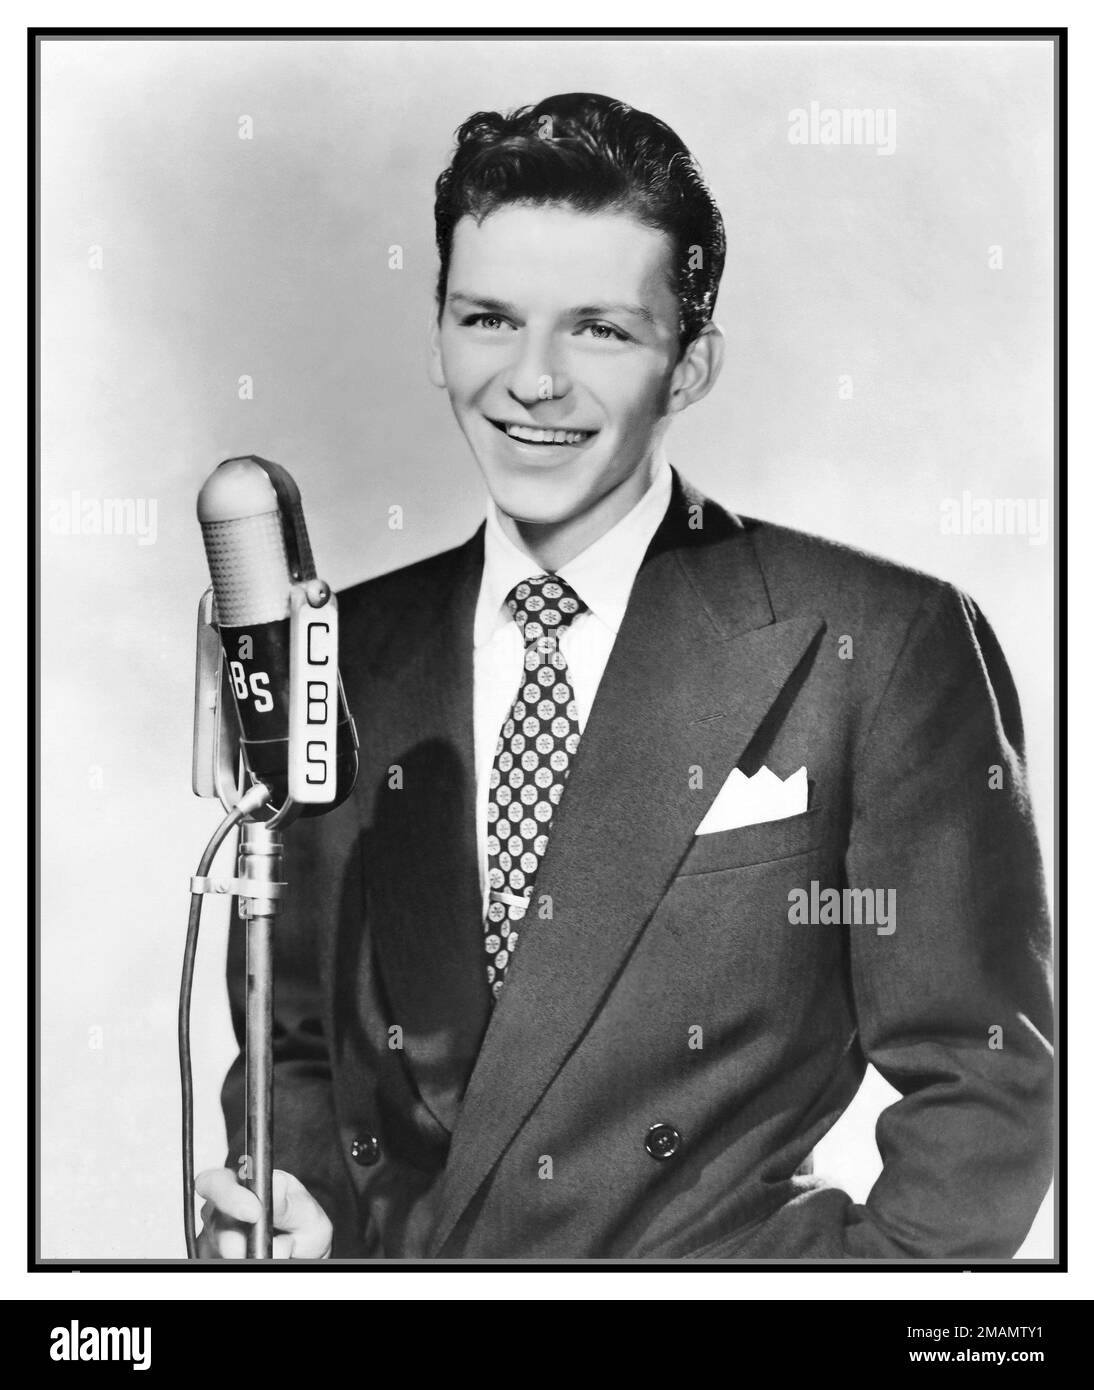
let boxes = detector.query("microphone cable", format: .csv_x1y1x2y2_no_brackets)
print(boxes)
180,784,272,1259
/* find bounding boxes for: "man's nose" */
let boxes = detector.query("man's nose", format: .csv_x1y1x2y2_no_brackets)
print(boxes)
505,333,572,408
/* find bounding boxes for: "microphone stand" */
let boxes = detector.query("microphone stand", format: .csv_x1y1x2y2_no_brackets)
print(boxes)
190,590,295,1260
237,819,283,1259
191,567,351,1259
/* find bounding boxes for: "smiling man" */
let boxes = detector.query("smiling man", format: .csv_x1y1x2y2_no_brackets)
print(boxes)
197,92,1053,1261
432,199,719,571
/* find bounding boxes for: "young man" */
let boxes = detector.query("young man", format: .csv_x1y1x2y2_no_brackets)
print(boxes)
197,93,1053,1260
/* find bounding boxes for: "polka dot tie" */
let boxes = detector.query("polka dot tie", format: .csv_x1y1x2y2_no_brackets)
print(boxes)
484,573,588,1001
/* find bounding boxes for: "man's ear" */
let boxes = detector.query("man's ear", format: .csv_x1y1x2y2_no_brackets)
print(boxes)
427,307,447,388
666,322,725,415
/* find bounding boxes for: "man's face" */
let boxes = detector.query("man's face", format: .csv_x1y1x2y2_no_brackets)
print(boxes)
432,204,688,531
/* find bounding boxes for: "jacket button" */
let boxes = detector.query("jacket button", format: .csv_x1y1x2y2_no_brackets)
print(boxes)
350,1134,381,1167
645,1122,681,1160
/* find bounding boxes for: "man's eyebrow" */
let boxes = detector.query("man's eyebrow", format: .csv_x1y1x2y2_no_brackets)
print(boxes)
570,302,657,327
447,293,520,316
447,293,656,327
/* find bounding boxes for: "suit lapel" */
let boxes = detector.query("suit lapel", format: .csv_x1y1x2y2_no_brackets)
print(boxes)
361,529,493,1135
428,473,824,1253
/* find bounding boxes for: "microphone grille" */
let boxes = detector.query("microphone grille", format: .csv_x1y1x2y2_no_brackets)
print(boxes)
201,510,294,626
197,456,317,626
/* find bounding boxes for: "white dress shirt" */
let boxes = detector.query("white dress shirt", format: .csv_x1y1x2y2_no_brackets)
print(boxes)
473,459,673,916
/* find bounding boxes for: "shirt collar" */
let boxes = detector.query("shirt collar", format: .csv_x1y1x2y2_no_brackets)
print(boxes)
474,458,673,648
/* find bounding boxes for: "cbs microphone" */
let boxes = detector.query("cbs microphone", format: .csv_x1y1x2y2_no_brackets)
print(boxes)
186,454,358,1262
193,455,358,821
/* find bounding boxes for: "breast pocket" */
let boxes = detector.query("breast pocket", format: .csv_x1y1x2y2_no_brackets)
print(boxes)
675,807,823,877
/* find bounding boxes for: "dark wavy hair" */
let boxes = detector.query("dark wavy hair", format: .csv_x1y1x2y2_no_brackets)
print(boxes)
433,92,726,347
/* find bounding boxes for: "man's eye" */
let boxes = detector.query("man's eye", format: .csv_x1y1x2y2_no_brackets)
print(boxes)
579,322,630,343
462,313,512,331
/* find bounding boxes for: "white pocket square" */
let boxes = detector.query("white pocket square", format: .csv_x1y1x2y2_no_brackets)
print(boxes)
695,765,808,834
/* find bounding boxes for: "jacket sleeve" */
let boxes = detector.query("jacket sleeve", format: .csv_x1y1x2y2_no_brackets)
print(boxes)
839,582,1053,1257
221,808,361,1253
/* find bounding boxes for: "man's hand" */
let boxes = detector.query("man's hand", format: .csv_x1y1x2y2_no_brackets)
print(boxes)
195,1167,333,1259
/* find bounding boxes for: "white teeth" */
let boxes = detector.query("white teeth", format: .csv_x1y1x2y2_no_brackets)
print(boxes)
504,424,591,445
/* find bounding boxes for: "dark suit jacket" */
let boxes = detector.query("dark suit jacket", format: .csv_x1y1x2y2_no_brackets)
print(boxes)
222,468,1053,1260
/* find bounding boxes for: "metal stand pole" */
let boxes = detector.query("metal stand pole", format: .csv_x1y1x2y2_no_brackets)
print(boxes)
238,819,283,1260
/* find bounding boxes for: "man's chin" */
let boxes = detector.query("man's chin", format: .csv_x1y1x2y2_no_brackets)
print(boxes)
491,492,583,530
476,464,587,528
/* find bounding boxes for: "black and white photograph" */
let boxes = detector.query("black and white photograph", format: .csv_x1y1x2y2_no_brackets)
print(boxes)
35,26,1061,1288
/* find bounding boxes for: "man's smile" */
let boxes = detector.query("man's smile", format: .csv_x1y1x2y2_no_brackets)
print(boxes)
486,417,598,448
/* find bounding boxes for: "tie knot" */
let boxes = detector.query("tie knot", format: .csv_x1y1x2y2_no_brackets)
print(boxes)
505,574,587,645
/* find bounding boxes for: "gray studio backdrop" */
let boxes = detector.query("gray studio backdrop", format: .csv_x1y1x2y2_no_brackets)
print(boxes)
40,37,1055,1260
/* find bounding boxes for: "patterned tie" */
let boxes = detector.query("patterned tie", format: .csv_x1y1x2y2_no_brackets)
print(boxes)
484,573,588,1000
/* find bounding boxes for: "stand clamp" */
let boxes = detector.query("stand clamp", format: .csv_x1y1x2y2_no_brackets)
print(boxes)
189,874,287,899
